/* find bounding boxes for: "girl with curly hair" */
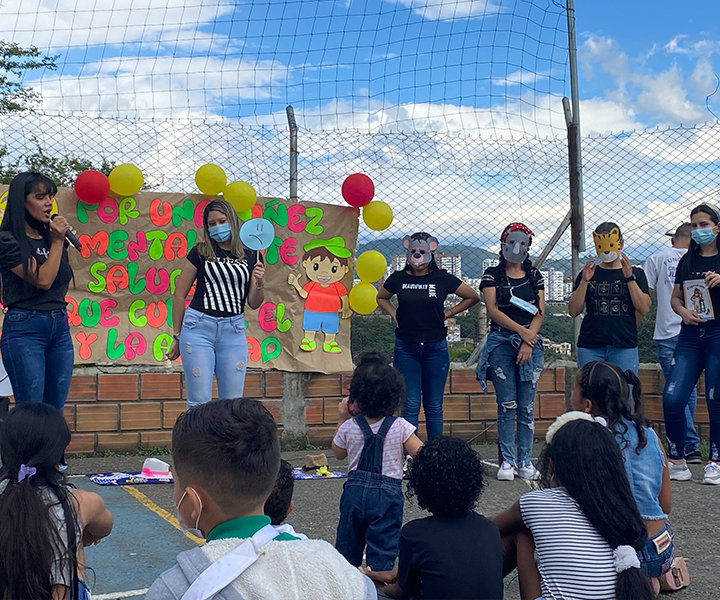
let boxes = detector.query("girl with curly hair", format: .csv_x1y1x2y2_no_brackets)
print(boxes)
363,436,503,600
332,351,423,572
572,361,688,593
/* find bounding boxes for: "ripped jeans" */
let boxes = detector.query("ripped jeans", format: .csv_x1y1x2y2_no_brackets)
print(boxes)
663,324,720,462
487,330,543,468
179,307,249,408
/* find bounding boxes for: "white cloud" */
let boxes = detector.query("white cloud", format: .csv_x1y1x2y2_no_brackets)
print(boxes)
664,35,720,57
492,69,548,87
635,66,705,124
393,0,500,21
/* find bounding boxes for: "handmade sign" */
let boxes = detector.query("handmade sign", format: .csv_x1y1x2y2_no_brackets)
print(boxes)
0,187,359,373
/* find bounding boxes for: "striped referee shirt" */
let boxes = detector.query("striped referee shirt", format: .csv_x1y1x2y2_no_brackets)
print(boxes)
187,245,258,317
520,487,617,600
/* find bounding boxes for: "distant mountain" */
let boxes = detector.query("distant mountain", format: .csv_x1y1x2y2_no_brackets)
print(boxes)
356,237,574,278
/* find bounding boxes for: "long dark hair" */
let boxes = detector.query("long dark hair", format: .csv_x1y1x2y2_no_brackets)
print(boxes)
403,232,440,273
539,419,653,600
576,361,648,453
689,204,720,255
497,223,541,310
0,403,81,600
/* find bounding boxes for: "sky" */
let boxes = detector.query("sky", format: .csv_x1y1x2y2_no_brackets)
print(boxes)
1,0,719,259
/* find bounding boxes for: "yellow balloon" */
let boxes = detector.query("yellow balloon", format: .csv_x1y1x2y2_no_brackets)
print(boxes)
195,164,227,195
356,250,387,283
108,164,144,196
223,180,257,212
362,201,393,231
349,282,378,315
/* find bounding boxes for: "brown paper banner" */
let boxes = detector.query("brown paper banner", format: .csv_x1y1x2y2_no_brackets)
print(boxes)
0,187,359,373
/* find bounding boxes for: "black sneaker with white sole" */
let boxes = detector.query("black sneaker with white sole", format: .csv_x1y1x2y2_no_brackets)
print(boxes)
685,449,703,464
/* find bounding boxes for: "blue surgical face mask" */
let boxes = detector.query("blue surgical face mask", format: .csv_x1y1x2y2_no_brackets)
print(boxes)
208,222,232,242
691,227,717,246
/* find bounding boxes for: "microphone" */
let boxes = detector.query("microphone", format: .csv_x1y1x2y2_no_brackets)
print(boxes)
50,215,82,251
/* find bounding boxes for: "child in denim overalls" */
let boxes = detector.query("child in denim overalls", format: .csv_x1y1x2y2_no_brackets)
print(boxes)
572,360,689,594
332,352,423,571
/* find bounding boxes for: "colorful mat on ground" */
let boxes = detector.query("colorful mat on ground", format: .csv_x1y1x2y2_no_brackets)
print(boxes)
88,472,173,486
87,468,347,486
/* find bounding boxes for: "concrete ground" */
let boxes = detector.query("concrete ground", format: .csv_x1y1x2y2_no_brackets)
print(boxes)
69,444,718,600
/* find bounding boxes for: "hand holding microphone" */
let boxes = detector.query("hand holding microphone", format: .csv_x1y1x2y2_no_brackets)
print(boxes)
50,215,81,251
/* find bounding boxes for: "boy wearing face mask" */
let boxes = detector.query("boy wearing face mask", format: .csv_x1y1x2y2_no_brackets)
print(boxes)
568,222,651,374
146,399,375,600
168,200,266,408
475,223,545,481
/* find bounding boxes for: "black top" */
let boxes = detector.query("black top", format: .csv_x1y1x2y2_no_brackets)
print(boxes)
384,269,463,343
574,266,649,348
397,512,504,600
480,265,544,327
675,251,720,328
187,244,259,317
0,232,72,311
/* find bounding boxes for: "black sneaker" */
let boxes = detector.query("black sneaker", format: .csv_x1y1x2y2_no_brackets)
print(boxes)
685,449,703,464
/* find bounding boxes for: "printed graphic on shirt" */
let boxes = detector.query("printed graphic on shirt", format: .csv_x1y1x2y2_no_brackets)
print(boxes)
401,282,437,298
36,246,49,259
202,257,251,315
588,278,630,317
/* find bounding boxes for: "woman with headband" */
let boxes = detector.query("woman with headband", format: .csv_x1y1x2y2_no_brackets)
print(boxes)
476,223,544,482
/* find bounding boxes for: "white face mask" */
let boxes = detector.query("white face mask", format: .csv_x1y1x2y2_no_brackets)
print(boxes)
176,488,204,538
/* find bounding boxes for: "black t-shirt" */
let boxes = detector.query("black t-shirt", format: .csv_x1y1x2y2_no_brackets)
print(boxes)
0,231,72,311
675,251,720,328
397,512,504,600
187,244,259,317
480,265,544,327
574,266,649,348
384,269,462,343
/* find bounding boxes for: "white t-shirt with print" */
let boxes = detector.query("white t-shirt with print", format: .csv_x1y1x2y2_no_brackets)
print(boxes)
644,247,687,340
333,416,416,479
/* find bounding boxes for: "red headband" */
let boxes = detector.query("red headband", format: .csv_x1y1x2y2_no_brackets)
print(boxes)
501,223,534,243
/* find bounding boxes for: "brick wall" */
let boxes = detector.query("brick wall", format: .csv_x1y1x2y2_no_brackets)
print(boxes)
54,366,709,454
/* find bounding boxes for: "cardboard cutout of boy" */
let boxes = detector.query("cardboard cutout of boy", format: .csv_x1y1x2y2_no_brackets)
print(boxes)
288,237,352,353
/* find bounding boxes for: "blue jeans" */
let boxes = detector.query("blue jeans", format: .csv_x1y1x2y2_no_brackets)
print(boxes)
179,307,249,408
577,345,639,374
0,308,74,409
663,325,720,462
488,333,543,468
637,523,675,578
656,337,699,454
336,471,404,571
393,338,449,439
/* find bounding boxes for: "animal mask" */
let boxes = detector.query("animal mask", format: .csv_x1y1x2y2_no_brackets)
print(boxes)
501,223,534,264
593,228,621,263
403,234,438,268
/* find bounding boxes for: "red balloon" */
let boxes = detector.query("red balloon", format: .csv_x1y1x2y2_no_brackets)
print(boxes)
341,173,375,207
75,170,110,204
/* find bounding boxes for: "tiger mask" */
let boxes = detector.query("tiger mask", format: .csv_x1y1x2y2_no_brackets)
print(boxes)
593,227,622,264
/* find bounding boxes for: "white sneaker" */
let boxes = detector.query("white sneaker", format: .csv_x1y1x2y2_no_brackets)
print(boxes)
668,460,692,481
518,464,540,480
497,461,515,481
702,462,720,485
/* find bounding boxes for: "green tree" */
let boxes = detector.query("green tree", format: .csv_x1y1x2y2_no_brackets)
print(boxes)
0,42,58,113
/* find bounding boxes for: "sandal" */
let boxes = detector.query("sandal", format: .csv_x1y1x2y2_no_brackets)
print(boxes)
300,338,316,352
659,557,690,592
323,341,342,353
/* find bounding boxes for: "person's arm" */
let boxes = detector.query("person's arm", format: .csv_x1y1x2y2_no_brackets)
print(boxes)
568,259,596,317
671,282,704,325
9,217,70,290
517,289,545,365
246,260,265,310
167,260,198,360
377,285,398,326
482,286,538,346
331,399,352,460
72,489,114,546
443,282,479,318
491,499,525,536
622,255,651,317
658,440,672,515
402,433,423,458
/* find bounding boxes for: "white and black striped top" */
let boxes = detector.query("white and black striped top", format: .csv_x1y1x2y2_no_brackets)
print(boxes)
520,487,617,600
187,245,259,317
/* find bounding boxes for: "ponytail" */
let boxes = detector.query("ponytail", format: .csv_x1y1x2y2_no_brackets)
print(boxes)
539,419,653,600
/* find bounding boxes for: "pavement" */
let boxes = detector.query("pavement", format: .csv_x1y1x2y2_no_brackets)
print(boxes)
68,444,718,600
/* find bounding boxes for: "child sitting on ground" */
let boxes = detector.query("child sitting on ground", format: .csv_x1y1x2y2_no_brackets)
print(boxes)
363,436,504,600
264,459,295,526
146,398,376,600
493,412,654,600
572,361,688,593
0,403,114,600
332,351,423,571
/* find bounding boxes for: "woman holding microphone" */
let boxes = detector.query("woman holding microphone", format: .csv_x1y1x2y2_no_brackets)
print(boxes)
0,172,74,409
